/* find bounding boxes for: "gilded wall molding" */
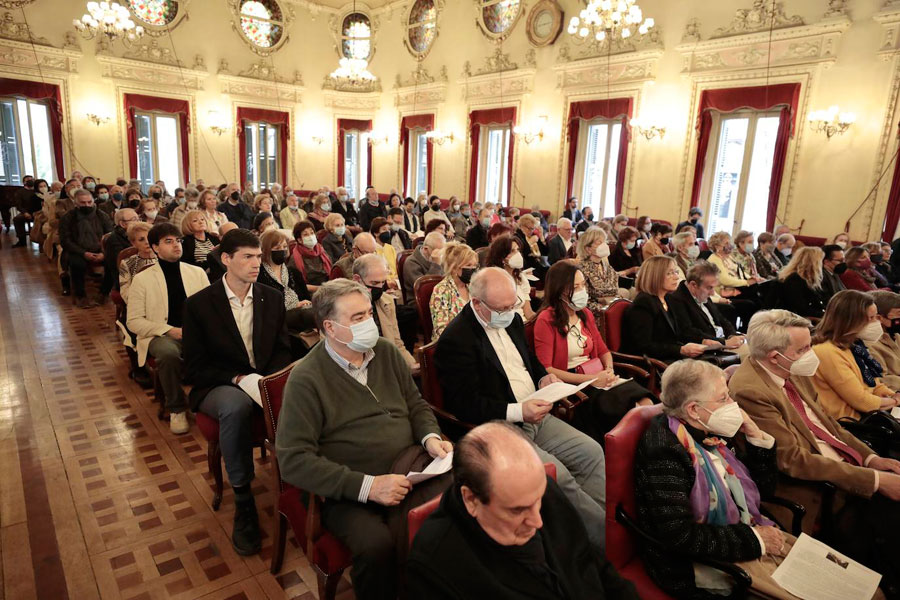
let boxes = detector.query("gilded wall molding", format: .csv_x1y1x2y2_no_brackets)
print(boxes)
0,0,34,8
553,49,663,90
96,53,208,90
322,90,381,110
217,58,304,102
457,69,535,102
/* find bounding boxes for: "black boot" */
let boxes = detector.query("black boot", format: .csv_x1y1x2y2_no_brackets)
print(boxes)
60,273,71,296
232,492,261,556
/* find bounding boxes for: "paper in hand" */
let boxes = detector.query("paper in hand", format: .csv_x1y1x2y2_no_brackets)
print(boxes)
406,452,453,485
524,380,594,403
771,533,881,600
238,373,264,407
595,377,633,391
892,406,900,420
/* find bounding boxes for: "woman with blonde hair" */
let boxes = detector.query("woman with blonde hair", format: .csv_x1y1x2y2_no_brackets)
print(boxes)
118,221,156,301
429,241,479,340
180,209,219,270
307,193,332,230
253,193,281,227
732,230,762,280
778,246,826,318
321,212,353,263
577,226,623,320
199,189,228,235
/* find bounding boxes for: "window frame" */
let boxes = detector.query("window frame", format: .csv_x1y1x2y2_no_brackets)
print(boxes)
699,108,782,237
231,0,290,55
477,123,511,207
476,0,523,42
571,116,623,220
127,0,190,34
133,108,184,194
244,120,282,193
343,129,370,201
339,11,374,61
404,0,438,59
0,96,56,185
406,127,430,198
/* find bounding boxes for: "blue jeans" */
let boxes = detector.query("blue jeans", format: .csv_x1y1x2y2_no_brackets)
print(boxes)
197,385,257,488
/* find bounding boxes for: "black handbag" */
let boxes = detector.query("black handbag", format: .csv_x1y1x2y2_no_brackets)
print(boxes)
839,411,900,458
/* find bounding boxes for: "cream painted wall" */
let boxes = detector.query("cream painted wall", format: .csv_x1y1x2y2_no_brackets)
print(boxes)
11,0,900,241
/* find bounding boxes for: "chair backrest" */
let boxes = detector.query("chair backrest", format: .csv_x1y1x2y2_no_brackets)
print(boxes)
397,249,415,303
414,274,443,342
117,246,138,269
407,462,558,547
604,403,664,570
413,236,425,248
259,360,301,444
723,364,740,382
697,238,709,252
524,316,537,353
419,340,444,410
604,299,632,352
329,262,346,280
316,228,329,243
100,232,112,255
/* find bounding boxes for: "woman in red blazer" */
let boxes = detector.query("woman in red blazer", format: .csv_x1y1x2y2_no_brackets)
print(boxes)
533,260,655,439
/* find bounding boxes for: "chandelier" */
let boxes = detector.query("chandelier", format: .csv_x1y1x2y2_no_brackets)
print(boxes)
567,0,654,44
329,58,376,84
329,0,376,86
73,1,144,47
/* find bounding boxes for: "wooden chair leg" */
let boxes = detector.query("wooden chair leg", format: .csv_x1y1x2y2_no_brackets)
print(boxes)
208,440,224,511
270,511,287,575
317,569,344,600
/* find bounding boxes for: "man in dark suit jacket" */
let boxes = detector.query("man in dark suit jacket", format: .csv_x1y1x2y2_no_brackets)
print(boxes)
333,186,359,227
408,422,637,600
547,217,574,265
773,234,795,267
434,267,608,550
668,263,743,349
465,208,491,250
183,228,292,557
821,244,847,301
358,186,386,232
676,207,705,239
387,207,412,250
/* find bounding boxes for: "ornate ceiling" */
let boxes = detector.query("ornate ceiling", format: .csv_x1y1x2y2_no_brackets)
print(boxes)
288,0,397,10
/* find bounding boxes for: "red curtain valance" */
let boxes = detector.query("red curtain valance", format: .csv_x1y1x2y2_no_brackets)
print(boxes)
883,143,900,242
401,114,434,197
337,119,373,195
0,78,65,180
124,93,191,186
689,83,801,232
565,98,633,214
237,106,289,188
468,107,517,206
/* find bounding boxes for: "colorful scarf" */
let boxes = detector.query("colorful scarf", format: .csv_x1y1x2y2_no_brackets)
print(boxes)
851,340,883,387
667,416,773,527
291,243,332,282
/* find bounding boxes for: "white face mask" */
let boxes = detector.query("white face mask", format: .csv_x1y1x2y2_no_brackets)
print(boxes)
302,235,317,248
187,201,198,209
859,320,884,343
687,246,701,259
699,402,743,438
778,349,820,377
836,241,847,250
331,317,380,352
145,210,158,220
569,288,589,311
782,247,793,257
594,243,610,259
507,252,524,270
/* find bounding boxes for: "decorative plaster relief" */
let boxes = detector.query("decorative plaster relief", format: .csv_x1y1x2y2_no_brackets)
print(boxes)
394,64,448,108
711,0,804,39
875,4,900,59
553,49,662,90
0,37,80,74
322,90,381,110
458,68,535,101
97,54,207,90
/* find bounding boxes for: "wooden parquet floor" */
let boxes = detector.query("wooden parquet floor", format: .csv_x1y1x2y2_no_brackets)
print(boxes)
0,231,354,600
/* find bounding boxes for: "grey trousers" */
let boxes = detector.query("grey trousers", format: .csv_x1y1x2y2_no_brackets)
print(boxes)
148,336,186,413
197,385,256,487
522,414,607,551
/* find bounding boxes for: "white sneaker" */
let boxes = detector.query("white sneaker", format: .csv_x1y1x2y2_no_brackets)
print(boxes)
170,411,190,435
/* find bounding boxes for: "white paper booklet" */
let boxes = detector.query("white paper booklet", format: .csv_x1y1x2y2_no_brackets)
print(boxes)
406,452,454,485
594,377,633,391
524,380,594,403
771,533,881,600
238,373,264,407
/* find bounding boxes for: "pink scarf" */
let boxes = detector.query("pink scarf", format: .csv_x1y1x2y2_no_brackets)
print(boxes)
292,243,332,281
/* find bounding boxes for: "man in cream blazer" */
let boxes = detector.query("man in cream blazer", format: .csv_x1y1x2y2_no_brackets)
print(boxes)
127,222,209,434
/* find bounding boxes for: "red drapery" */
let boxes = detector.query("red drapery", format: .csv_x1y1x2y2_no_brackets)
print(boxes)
400,114,434,197
468,107,516,206
125,93,191,186
236,107,289,188
882,140,900,242
689,83,802,232
337,119,373,194
565,98,633,214
0,78,65,181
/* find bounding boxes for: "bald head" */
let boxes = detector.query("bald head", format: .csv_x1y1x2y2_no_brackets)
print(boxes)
218,222,238,236
114,208,137,228
353,232,377,255
470,267,517,309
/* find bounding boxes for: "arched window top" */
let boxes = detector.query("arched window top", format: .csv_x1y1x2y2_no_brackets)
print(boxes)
406,0,437,58
127,0,188,33
341,12,371,61
239,0,285,51
478,0,522,40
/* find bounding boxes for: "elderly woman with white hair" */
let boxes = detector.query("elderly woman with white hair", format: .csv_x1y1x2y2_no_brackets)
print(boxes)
576,226,624,320
635,359,799,600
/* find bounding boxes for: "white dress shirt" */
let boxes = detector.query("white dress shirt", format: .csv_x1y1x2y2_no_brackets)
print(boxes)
223,277,256,369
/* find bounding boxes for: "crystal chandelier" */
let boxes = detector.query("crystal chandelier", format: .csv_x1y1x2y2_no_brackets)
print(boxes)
329,58,376,84
73,1,144,47
567,0,654,44
329,1,376,86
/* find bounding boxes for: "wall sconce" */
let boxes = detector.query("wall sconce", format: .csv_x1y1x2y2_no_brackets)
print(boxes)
86,113,110,126
629,117,666,141
424,130,455,145
310,135,325,145
808,105,856,139
513,115,548,144
207,110,230,136
368,131,389,146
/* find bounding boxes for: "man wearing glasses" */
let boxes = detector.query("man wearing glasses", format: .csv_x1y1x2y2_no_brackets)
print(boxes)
104,208,140,292
127,222,209,434
435,267,609,551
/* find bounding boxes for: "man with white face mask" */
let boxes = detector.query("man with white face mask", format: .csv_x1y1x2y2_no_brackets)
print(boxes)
730,309,900,594
276,279,451,600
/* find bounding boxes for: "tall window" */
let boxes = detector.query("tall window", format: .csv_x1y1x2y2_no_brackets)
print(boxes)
244,121,280,192
477,125,511,206
702,110,780,237
134,110,182,193
341,12,372,60
572,118,621,219
344,129,369,200
0,97,55,184
407,129,428,198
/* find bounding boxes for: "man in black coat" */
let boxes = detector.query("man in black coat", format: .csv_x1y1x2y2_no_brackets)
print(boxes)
218,184,254,229
59,189,115,307
408,422,638,600
387,207,412,250
104,207,139,290
333,186,359,227
547,217,574,265
465,208,491,250
676,206,705,240
434,267,608,550
358,186,386,232
183,228,292,557
668,262,743,349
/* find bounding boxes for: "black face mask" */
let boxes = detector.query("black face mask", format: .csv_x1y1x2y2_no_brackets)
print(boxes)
230,191,241,202
368,283,386,303
888,319,900,337
24,180,33,189
77,205,94,215
459,267,477,285
431,204,441,212
378,231,392,244
660,237,670,245
152,192,161,200
690,217,699,223
128,198,141,209
112,192,124,202
834,262,848,275
584,213,593,222
872,255,884,265
271,249,288,265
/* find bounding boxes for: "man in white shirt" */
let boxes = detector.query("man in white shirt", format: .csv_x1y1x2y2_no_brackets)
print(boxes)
548,217,574,264
435,267,608,550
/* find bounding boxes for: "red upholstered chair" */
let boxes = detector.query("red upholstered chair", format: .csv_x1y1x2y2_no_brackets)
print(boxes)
328,263,346,280
413,236,424,248
414,274,443,342
316,228,329,243
407,463,558,547
603,299,666,395
697,239,709,253
259,362,354,599
417,340,475,439
397,249,415,303
195,411,267,511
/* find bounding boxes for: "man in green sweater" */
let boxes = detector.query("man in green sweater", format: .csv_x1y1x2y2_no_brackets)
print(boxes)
276,278,453,600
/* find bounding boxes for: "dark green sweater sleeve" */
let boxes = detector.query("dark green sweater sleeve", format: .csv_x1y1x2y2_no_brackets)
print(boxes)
392,341,441,443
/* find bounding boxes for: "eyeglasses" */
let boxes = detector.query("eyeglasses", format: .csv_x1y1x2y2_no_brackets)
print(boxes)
567,323,588,349
477,296,523,313
666,269,681,277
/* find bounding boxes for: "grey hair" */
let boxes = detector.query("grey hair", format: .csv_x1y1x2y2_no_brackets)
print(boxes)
660,359,724,418
184,187,200,200
673,231,694,249
73,188,93,202
113,207,135,225
312,279,371,330
776,234,795,246
746,309,811,360
423,231,446,250
556,217,572,229
469,266,516,302
352,253,388,280
685,260,720,284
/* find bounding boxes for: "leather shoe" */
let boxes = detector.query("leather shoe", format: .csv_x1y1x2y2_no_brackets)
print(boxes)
232,496,261,556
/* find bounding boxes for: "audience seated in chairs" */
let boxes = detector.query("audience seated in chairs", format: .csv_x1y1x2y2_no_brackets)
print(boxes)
733,230,763,281
183,228,293,557
676,206,705,240
169,187,198,231
634,215,652,242
307,193,332,231
755,232,785,280
253,194,281,228
180,209,220,271
865,242,896,290
219,185,254,229
608,226,642,276
465,208,492,250
669,230,698,276
138,198,167,226
635,359,798,599
562,196,582,225
423,195,451,229
778,247,827,318
320,212,353,264
117,222,156,302
707,231,762,329
730,309,900,595
434,267,608,551
105,208,139,288
333,231,377,281
332,186,359,228
641,222,672,261
425,217,453,241
821,244,848,303
256,229,315,335
278,192,307,232
275,279,453,600
878,242,897,285
867,291,900,390
12,176,43,247
59,188,115,308
371,217,400,283
387,207,413,252
548,217,574,265
513,213,548,278
842,246,886,292
126,222,210,434
429,241,478,341
408,422,639,600
200,189,229,235
668,261,746,353
403,197,422,236
533,260,654,439
575,206,595,234
773,233,796,268
351,253,418,370
402,231,445,307
810,290,900,422
485,235,535,321
622,255,709,362
359,186,387,232
577,227,625,322
251,211,276,237
291,220,331,292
